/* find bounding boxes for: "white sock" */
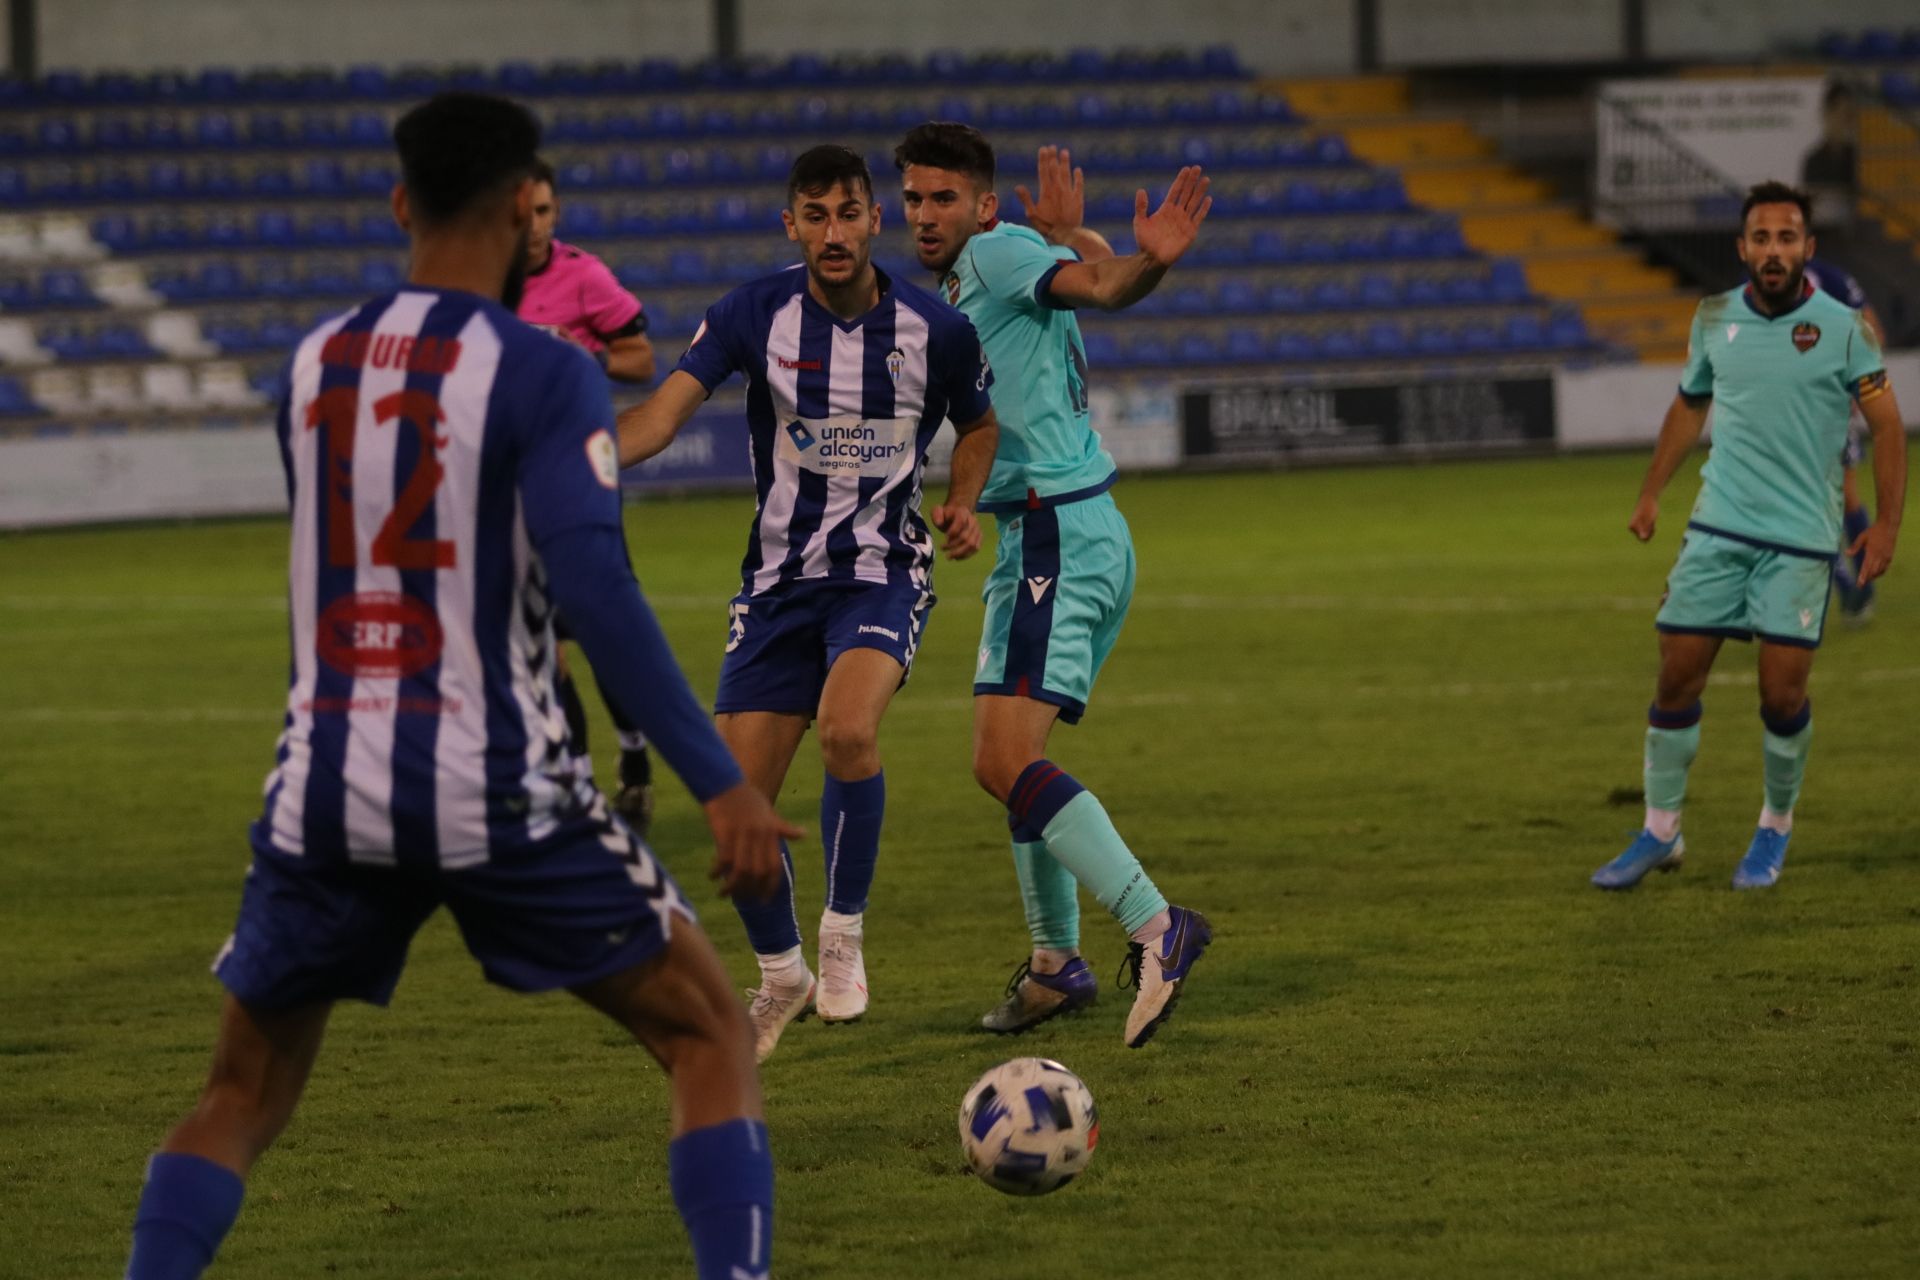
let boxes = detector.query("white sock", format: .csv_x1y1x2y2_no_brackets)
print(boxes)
1645,807,1681,842
1030,947,1078,976
758,945,808,985
820,908,863,936
616,730,649,753
1128,910,1172,947
1758,806,1793,834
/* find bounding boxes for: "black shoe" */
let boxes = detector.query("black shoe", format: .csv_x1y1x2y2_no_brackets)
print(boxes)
613,748,654,837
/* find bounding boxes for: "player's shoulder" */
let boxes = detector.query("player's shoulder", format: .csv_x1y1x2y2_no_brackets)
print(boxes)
965,221,1053,267
709,265,808,322
889,271,977,338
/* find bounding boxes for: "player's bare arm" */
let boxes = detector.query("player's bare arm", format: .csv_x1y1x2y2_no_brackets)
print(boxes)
1630,392,1713,541
616,369,708,467
1016,146,1113,264
1851,376,1906,583
1043,165,1212,312
931,408,1000,560
702,780,806,900
603,332,656,384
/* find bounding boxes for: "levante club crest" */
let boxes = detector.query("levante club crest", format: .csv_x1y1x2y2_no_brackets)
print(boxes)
1791,322,1821,352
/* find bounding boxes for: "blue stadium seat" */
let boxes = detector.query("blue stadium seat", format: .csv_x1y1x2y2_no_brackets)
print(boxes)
38,117,79,151
1176,333,1221,365
195,112,240,148
0,278,32,309
194,261,246,299
1884,71,1920,106
258,317,306,351
302,158,346,195
246,111,289,147
358,211,405,247
1403,275,1445,307
1249,230,1291,264
1357,273,1399,309
1443,275,1490,305
1081,330,1122,365
617,260,665,291
1218,279,1262,313
0,375,38,416
1167,286,1212,316
1857,29,1901,59
347,111,388,147
199,164,241,198
1460,322,1501,353
1122,333,1173,367
1504,313,1546,349
1489,259,1531,302
1413,324,1460,355
1264,281,1307,312
358,258,403,293
1269,331,1318,362
96,325,154,358
1365,321,1409,357
1308,279,1353,311
1548,310,1590,348
205,211,248,246
1320,328,1362,360
1224,329,1265,363
92,215,141,251
145,161,189,198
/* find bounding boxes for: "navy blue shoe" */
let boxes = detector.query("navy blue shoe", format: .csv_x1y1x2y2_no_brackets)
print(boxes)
1120,906,1213,1048
1732,827,1789,890
981,956,1097,1034
1592,831,1685,890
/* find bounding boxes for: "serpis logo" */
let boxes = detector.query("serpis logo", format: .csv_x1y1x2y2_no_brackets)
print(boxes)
785,421,817,451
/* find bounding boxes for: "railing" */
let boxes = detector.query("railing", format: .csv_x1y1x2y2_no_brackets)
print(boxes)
1589,92,1747,291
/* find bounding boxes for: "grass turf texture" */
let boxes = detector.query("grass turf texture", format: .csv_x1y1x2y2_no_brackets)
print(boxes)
2,454,1917,1279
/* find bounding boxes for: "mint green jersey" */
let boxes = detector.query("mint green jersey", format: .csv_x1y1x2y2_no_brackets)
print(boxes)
944,222,1117,509
1681,283,1886,554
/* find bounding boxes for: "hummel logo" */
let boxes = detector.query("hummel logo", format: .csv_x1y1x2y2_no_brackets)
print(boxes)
1726,324,1739,342
1027,576,1053,604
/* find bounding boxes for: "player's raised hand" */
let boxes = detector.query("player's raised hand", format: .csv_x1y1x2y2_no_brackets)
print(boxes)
1015,146,1085,246
1628,495,1659,542
930,502,982,560
701,781,805,900
1133,166,1212,269
1849,522,1896,584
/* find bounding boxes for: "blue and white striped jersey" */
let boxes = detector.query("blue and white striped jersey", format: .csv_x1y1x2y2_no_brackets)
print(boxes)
676,265,993,598
255,287,628,869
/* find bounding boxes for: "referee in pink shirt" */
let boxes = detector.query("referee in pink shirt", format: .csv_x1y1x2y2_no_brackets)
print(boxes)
520,158,658,831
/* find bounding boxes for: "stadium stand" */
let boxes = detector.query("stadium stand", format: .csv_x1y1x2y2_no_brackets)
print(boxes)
0,47,1614,429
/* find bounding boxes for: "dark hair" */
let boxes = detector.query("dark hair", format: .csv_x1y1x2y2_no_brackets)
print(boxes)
530,156,556,188
392,92,542,227
892,121,995,189
787,144,872,205
1824,81,1854,109
1740,180,1811,231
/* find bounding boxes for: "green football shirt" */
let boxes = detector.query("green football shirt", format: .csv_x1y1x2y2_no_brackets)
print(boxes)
943,222,1117,508
1680,282,1887,554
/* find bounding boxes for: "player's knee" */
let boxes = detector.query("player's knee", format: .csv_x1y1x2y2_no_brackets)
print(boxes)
971,744,1017,803
1758,689,1808,725
815,716,878,777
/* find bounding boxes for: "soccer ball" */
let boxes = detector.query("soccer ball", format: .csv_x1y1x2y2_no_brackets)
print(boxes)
957,1057,1099,1196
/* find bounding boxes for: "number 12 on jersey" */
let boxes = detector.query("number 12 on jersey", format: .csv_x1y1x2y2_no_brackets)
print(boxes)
306,386,457,571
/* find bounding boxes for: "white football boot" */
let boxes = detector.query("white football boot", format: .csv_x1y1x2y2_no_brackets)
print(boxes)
745,965,816,1063
816,917,869,1023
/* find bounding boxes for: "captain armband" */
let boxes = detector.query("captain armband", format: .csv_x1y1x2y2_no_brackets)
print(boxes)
1854,370,1890,403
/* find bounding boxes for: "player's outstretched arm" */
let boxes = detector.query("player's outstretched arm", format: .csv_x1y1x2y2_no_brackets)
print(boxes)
542,526,802,899
1016,146,1114,264
930,408,999,560
1629,392,1712,542
1041,165,1211,312
1852,380,1906,584
615,370,708,467
602,332,656,384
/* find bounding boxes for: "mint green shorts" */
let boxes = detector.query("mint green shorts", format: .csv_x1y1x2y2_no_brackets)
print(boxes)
973,493,1136,723
1656,524,1834,649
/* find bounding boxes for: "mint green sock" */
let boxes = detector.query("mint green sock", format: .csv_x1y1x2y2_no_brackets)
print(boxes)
1644,723,1701,812
1762,714,1813,813
1039,791,1169,935
1012,838,1080,950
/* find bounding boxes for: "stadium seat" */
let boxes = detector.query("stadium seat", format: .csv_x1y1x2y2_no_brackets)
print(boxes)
146,311,218,359
1268,330,1318,362
1504,313,1546,350
0,318,55,366
1320,328,1362,360
1365,321,1409,356
0,373,38,415
140,363,200,411
197,361,265,409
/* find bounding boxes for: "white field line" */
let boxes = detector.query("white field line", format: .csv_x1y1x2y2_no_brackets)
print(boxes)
14,669,1920,726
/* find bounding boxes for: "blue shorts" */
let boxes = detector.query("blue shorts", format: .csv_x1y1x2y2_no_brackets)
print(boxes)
715,579,933,716
214,810,693,1010
973,493,1135,724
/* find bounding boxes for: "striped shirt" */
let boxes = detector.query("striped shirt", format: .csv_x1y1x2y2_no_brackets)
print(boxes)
676,265,993,598
255,287,631,869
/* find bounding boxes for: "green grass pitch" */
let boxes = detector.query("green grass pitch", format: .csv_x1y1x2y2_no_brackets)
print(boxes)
2,453,1916,1278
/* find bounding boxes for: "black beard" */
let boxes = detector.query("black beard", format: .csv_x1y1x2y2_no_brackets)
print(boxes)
1746,261,1804,309
501,227,531,310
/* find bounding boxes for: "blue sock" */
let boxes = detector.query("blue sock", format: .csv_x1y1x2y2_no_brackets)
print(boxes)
821,771,885,915
731,839,801,957
668,1119,775,1280
126,1152,245,1280
1844,504,1871,576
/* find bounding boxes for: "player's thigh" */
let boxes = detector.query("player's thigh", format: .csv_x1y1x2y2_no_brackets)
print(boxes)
716,710,812,799
816,645,907,743
214,850,440,1012
1071,496,1137,682
715,589,829,718
1747,549,1834,649
1655,530,1759,639
569,917,752,1069
442,814,696,997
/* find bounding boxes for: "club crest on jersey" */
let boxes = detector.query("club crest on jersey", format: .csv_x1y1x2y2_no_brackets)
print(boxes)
317,591,443,679
945,272,961,304
886,346,906,383
584,429,620,489
1791,322,1820,353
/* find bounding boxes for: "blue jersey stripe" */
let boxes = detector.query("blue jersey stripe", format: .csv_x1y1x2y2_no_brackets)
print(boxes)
771,306,840,585
301,295,395,861
386,296,476,869
737,373,778,588
823,302,900,581
474,340,532,850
